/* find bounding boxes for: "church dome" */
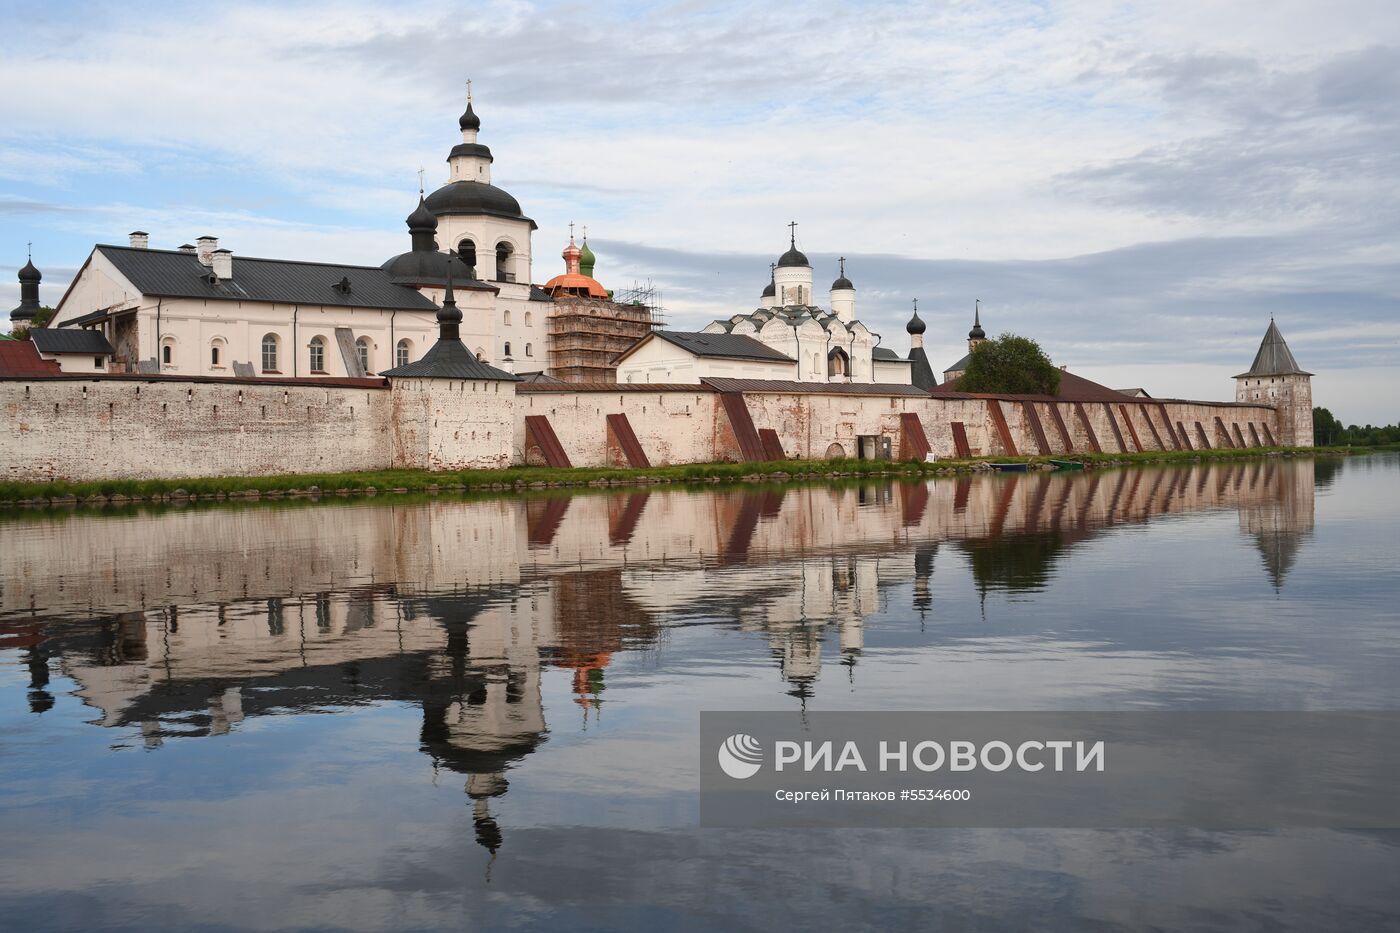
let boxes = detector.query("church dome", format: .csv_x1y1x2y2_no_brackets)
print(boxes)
969,319,986,341
459,100,481,131
761,280,776,298
578,238,596,277
907,311,926,335
381,249,474,286
18,258,40,283
406,195,438,232
423,181,537,228
831,274,854,291
777,246,809,268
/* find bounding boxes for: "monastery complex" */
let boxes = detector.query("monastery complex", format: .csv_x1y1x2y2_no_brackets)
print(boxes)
1,96,1314,482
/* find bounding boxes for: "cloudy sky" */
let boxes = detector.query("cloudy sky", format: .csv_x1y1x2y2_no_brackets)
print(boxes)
2,0,1396,422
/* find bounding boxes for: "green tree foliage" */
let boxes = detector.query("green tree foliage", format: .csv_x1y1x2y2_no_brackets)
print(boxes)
1312,407,1399,447
6,306,55,340
957,333,1062,396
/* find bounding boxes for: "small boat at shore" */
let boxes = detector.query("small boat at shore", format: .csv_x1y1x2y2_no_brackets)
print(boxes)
989,462,1031,473
1049,459,1085,471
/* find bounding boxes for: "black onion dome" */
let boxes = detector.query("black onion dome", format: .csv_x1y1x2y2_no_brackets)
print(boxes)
459,101,480,131
381,249,477,286
406,195,437,231
906,311,926,335
969,319,986,340
18,258,40,283
761,281,776,297
831,275,854,290
423,181,537,228
777,246,810,268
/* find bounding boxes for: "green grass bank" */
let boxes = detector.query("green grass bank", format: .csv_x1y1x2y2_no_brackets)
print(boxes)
0,445,1349,510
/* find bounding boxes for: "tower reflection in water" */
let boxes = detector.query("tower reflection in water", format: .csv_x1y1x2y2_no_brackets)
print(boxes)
0,459,1317,853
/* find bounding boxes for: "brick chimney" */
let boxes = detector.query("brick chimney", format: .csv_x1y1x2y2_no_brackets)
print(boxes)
196,235,218,266
211,248,233,280
128,231,149,249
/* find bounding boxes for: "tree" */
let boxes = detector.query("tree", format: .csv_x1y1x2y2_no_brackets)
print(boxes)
1313,407,1344,446
957,333,1062,396
7,306,55,340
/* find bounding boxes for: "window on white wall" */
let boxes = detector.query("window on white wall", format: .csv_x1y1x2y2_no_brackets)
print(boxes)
309,336,327,373
261,334,279,372
210,338,226,368
396,339,411,368
504,309,512,326
161,338,175,366
355,336,371,374
503,341,512,358
524,311,532,326
525,343,532,357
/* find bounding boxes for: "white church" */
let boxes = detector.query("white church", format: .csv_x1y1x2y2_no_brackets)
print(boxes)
43,95,555,379
614,230,935,388
31,94,930,390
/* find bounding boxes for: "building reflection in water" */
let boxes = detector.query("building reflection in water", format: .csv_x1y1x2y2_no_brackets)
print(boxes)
0,459,1318,852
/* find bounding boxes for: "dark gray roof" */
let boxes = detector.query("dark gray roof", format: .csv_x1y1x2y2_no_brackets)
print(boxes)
871,347,909,361
529,285,555,302
1235,320,1311,377
61,308,112,327
31,328,114,355
646,331,795,362
96,245,440,311
381,338,517,381
517,370,564,383
909,346,938,390
380,249,498,290
702,377,929,397
448,142,493,162
423,181,537,228
943,351,972,375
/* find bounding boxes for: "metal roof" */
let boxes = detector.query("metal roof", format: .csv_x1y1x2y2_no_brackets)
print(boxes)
0,340,61,376
97,245,440,311
517,381,716,393
380,338,517,381
701,377,929,396
30,328,115,355
933,369,1133,402
644,331,796,362
871,347,909,361
1235,320,1311,377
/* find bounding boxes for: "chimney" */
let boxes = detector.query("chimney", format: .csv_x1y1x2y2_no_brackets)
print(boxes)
196,235,218,266
129,231,149,249
179,243,197,254
211,248,233,280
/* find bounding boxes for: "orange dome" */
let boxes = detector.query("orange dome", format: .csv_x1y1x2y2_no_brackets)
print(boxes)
543,272,609,298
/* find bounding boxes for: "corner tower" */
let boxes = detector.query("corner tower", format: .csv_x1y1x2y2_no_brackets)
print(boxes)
1235,319,1313,447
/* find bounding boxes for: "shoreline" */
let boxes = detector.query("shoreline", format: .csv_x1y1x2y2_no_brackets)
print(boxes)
0,446,1353,512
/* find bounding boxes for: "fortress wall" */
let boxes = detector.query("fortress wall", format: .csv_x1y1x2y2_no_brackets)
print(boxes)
391,377,515,471
1,377,393,482
515,389,718,467
739,391,918,460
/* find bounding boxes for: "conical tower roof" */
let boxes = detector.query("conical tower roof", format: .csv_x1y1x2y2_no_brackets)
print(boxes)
1236,320,1311,377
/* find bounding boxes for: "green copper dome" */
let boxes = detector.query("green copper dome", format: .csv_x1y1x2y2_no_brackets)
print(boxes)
578,237,596,278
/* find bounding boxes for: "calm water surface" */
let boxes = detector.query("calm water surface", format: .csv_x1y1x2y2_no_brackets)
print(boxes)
2,455,1398,932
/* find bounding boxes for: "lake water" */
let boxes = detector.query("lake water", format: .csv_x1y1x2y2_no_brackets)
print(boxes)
2,455,1397,932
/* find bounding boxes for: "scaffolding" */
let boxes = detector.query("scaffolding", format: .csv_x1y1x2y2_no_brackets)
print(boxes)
545,279,664,382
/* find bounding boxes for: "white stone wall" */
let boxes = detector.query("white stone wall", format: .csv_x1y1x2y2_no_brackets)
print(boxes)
391,377,516,471
615,336,795,384
2,378,392,482
515,389,719,466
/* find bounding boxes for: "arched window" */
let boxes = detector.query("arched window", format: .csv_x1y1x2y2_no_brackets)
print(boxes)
261,334,279,372
827,348,849,378
209,337,226,368
457,239,477,277
309,336,327,373
495,241,514,282
396,338,411,368
355,336,371,374
161,337,175,366
525,342,533,357
524,311,532,326
504,309,511,326
503,341,512,358
475,347,486,361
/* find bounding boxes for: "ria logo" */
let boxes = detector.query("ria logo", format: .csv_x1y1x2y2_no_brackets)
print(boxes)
718,733,764,779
